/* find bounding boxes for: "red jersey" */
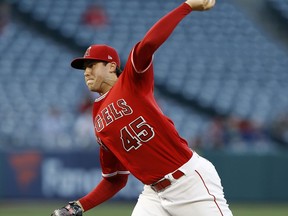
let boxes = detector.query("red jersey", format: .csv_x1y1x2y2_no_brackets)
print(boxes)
92,3,193,185
93,49,192,185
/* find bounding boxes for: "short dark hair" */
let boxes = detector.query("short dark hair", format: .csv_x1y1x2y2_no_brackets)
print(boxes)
115,67,122,77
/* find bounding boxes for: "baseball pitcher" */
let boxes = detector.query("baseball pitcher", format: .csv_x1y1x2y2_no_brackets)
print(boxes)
51,0,233,215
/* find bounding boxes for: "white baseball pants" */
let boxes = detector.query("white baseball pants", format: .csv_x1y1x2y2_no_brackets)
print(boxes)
131,152,233,216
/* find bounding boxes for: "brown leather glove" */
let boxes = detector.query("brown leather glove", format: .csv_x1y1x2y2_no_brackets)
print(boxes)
51,201,83,216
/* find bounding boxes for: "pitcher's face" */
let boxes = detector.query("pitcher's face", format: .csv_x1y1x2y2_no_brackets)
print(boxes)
83,60,118,94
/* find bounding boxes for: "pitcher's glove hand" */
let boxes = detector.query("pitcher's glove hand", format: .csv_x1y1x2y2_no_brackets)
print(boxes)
51,201,83,216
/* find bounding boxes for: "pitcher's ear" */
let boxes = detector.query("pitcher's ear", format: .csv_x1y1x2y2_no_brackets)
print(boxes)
109,62,117,72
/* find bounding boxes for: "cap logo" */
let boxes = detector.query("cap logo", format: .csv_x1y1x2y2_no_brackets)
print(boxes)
84,47,91,57
108,55,113,60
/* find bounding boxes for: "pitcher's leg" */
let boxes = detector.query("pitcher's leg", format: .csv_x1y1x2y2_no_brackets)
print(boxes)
160,153,233,216
191,166,233,216
132,185,170,216
192,155,232,215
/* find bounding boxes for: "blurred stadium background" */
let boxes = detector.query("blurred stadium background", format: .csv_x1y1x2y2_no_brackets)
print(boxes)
1,0,288,215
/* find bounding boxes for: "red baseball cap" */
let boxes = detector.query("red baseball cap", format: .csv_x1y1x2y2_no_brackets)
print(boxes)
71,44,121,69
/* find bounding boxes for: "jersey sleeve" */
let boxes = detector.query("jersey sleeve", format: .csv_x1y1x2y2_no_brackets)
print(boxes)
120,46,154,96
119,3,192,94
100,147,130,178
132,3,192,72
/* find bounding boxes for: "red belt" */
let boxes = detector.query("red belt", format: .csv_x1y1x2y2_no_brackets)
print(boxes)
151,170,184,192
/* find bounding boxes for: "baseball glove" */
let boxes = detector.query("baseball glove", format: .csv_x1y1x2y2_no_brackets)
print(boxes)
51,201,83,216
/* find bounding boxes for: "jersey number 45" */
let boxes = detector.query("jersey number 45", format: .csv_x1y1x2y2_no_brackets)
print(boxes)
120,116,155,152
